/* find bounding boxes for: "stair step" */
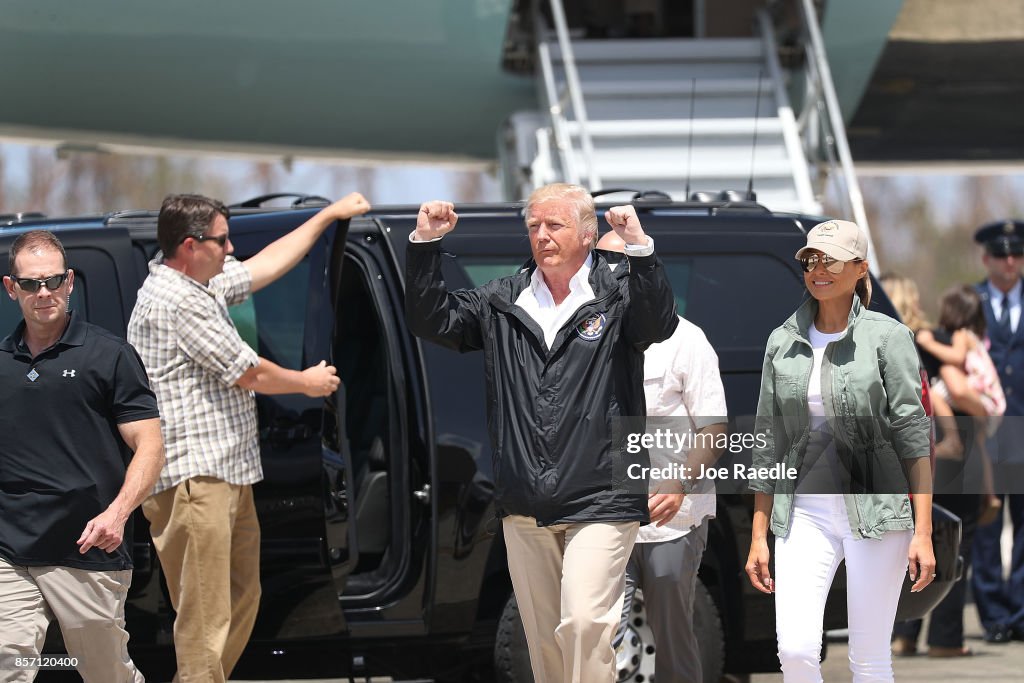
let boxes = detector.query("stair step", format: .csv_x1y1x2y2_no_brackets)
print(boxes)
559,61,766,81
568,140,791,166
563,118,784,138
571,78,774,97
577,157,797,180
549,38,763,63
568,98,777,122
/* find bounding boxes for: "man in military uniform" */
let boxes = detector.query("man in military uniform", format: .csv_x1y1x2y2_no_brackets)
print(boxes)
972,220,1024,643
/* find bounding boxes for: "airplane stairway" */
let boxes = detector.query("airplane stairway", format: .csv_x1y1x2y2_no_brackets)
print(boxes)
502,10,820,215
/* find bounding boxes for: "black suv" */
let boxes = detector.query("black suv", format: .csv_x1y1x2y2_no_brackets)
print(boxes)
0,195,960,683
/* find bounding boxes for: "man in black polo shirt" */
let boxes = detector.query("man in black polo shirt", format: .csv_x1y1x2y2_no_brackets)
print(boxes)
0,230,164,683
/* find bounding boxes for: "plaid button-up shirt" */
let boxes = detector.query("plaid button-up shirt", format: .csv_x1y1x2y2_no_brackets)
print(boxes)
128,256,261,494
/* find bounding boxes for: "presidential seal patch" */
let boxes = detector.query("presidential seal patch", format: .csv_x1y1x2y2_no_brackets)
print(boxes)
576,312,606,341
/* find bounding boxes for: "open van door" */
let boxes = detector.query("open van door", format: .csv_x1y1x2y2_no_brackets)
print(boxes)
222,209,358,655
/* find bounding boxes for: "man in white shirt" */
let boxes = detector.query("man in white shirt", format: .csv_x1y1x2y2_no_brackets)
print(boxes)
598,230,727,683
406,184,679,683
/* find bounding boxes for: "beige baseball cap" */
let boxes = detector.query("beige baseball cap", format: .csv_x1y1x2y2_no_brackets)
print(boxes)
795,219,868,261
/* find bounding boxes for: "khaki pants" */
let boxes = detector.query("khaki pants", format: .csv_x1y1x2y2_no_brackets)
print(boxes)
142,477,261,683
502,515,639,683
0,557,143,683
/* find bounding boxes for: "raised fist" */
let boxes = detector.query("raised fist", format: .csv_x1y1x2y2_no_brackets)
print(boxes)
329,192,371,220
604,205,647,246
414,200,458,241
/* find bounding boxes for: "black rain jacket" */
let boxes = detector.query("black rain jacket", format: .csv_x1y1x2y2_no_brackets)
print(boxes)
406,241,678,525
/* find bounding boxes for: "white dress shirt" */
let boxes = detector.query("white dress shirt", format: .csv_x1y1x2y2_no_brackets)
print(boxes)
514,254,595,348
988,279,1022,334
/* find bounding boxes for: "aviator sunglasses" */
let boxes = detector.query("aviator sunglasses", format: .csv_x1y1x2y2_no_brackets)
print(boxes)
181,232,229,247
11,271,69,293
799,253,860,275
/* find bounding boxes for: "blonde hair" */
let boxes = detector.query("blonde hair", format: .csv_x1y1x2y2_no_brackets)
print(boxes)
525,183,598,244
879,274,928,331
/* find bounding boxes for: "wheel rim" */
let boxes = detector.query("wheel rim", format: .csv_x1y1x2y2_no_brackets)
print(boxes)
615,591,657,682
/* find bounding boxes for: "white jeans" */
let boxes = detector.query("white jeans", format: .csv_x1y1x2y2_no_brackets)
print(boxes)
774,495,912,683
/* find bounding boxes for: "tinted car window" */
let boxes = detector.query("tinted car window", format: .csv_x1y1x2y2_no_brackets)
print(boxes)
228,262,308,369
459,253,802,353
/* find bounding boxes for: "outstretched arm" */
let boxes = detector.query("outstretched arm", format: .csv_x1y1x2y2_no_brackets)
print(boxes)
246,192,371,292
78,418,165,554
236,357,340,397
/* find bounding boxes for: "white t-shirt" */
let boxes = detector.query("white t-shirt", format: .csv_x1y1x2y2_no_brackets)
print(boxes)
797,323,847,495
807,323,845,431
637,315,728,543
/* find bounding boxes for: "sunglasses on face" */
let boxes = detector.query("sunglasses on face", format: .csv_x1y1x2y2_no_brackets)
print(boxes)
991,250,1024,260
182,232,229,247
799,254,858,274
11,271,68,293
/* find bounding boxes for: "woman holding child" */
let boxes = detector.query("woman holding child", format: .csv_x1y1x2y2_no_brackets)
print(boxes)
888,283,1002,657
745,219,934,683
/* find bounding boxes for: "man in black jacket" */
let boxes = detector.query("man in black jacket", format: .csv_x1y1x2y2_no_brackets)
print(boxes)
406,183,677,683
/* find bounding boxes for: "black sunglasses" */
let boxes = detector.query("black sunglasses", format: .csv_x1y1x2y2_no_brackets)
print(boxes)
182,232,229,247
11,271,69,293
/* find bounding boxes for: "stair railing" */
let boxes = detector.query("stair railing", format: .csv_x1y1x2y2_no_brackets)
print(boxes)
791,0,877,266
756,9,817,213
534,0,601,191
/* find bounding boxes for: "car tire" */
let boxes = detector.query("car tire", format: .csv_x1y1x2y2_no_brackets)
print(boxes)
494,593,533,683
618,581,724,683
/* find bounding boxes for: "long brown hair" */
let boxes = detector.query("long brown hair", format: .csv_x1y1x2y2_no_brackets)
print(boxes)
938,284,987,337
855,267,872,309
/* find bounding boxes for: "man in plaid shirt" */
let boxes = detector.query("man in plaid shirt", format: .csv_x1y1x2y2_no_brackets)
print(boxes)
128,192,368,683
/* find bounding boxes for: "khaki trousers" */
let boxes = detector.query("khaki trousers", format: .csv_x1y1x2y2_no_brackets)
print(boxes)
0,557,143,683
502,515,639,683
142,477,261,683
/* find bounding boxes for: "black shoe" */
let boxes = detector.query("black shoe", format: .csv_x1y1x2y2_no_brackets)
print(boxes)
984,624,1013,644
1012,626,1024,642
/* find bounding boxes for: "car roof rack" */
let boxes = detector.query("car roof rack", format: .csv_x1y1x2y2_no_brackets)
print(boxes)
230,193,331,209
587,187,770,214
1,212,46,227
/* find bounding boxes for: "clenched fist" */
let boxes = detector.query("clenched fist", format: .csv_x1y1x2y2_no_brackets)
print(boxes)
604,205,647,246
328,192,372,220
302,360,341,397
414,200,458,241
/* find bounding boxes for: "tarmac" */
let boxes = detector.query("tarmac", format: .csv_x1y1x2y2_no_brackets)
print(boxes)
209,518,1024,682
746,605,1024,683
236,602,1024,683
